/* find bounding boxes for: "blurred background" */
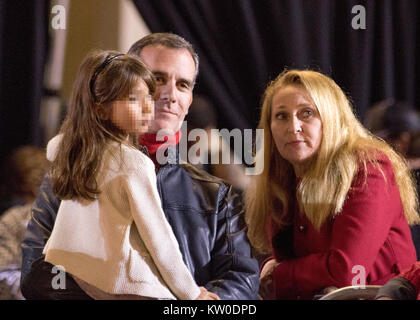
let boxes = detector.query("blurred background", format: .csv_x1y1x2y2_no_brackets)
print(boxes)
0,0,419,177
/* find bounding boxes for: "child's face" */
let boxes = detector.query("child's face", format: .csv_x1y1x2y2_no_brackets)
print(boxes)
110,79,154,135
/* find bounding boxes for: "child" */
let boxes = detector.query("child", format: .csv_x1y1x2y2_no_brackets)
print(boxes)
43,50,216,300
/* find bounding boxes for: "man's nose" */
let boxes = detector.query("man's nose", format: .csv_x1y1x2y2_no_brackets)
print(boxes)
160,80,177,103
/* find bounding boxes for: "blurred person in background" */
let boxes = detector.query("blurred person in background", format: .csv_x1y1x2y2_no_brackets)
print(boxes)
365,100,420,259
184,94,250,191
0,146,50,299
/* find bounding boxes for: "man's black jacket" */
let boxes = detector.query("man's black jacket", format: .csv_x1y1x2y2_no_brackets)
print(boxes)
20,147,259,300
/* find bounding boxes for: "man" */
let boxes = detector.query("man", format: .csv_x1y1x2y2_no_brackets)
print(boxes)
20,33,259,300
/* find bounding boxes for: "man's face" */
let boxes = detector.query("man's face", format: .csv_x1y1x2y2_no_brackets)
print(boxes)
139,45,195,134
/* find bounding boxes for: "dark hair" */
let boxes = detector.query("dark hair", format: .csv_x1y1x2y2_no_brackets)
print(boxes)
128,33,199,82
365,99,420,139
383,102,420,139
50,49,155,200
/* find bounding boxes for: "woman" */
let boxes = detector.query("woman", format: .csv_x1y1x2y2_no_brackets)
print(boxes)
245,69,420,300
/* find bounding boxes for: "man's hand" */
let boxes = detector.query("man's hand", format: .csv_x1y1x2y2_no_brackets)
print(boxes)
195,286,221,300
259,259,279,300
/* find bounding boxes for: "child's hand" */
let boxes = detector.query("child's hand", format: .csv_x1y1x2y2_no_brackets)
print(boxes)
195,286,220,300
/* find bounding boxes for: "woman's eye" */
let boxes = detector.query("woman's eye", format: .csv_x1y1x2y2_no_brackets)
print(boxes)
302,109,313,117
275,112,286,120
128,96,137,102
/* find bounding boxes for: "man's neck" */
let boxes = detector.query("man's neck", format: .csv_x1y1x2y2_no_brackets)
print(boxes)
139,130,181,166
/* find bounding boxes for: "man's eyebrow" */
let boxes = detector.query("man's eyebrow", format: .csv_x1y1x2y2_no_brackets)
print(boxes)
152,71,167,77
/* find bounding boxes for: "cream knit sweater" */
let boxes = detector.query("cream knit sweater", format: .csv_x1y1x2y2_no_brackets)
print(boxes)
43,135,200,300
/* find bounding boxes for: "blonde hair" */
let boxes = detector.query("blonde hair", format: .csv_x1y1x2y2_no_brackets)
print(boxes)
245,69,420,254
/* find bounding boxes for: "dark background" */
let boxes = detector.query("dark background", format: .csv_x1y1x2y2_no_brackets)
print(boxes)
1,0,419,164
0,0,49,165
133,0,420,131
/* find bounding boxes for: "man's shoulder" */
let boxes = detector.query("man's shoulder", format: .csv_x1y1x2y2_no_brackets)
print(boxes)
159,163,236,211
180,163,226,184
178,163,232,195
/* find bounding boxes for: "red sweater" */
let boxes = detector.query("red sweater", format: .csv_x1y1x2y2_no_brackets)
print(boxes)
269,155,417,299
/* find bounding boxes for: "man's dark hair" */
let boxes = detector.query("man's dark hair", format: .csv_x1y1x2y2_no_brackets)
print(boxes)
128,33,199,82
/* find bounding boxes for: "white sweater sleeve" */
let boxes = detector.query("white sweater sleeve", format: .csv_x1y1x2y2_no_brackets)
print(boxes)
122,152,200,300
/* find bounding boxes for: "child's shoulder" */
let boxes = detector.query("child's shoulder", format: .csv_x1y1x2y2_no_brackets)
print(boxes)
103,141,155,178
118,143,155,170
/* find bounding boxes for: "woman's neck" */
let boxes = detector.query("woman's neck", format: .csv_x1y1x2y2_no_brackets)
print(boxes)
292,159,314,178
293,164,307,178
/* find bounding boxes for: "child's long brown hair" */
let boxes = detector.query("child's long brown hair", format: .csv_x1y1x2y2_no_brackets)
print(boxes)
50,50,155,200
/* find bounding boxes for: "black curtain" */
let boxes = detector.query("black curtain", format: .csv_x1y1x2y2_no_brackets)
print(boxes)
0,1,50,164
132,0,420,130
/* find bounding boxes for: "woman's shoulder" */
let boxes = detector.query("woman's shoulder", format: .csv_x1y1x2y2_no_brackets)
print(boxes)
357,149,394,171
353,149,396,187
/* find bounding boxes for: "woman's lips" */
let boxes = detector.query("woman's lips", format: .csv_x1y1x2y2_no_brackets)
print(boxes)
286,140,305,146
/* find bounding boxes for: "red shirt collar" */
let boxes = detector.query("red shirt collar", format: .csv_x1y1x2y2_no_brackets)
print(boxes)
139,131,181,165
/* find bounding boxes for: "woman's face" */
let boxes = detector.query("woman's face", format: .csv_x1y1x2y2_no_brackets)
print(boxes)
110,79,154,134
270,85,323,176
